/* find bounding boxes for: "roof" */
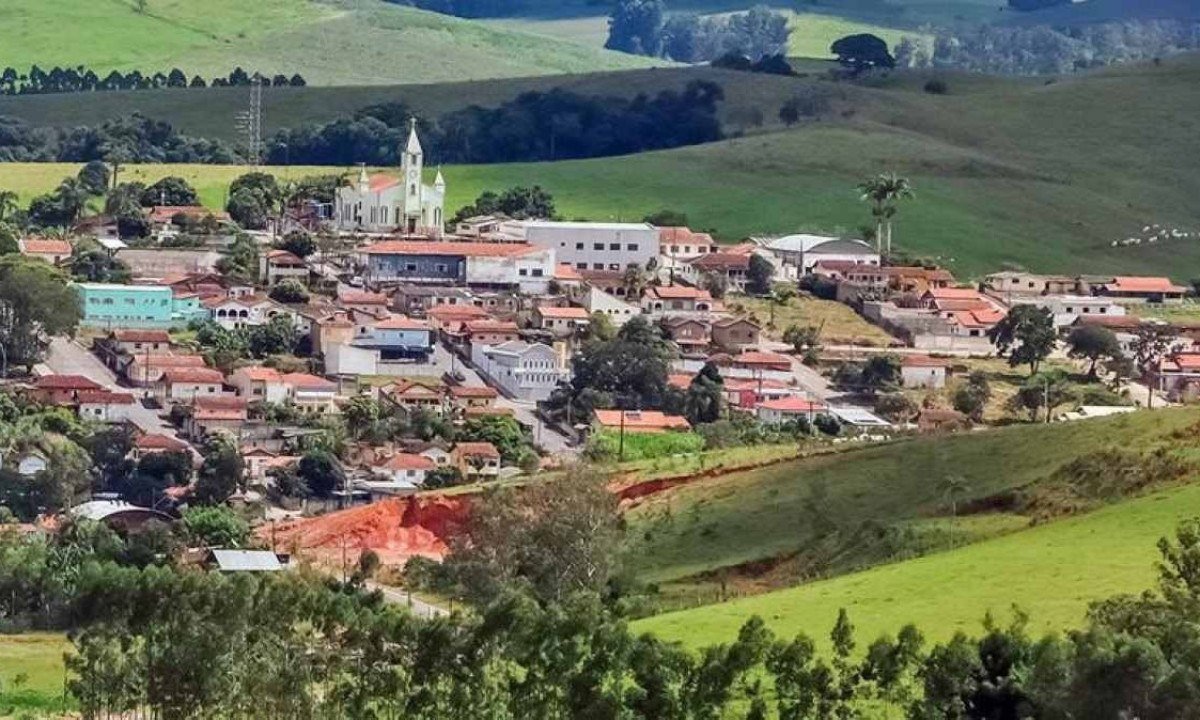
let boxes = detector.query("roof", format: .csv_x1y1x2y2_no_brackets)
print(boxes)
768,234,871,254
537,305,590,320
362,241,541,258
926,287,987,301
1073,315,1144,330
883,266,955,282
902,355,951,368
161,367,225,384
658,226,717,246
647,285,713,301
829,406,892,427
280,373,336,390
266,249,305,266
554,263,584,281
387,380,443,398
449,385,498,399
77,390,135,405
454,441,501,459
112,329,171,343
812,260,882,274
234,366,284,382
367,173,400,192
1161,353,1200,372
380,453,436,471
593,409,692,431
1106,276,1187,294
758,397,828,413
690,252,750,271
35,374,102,390
70,500,170,522
148,205,228,223
192,396,248,421
21,238,72,255
135,433,189,451
141,354,208,368
524,221,654,231
952,309,1006,329
465,319,519,334
209,549,283,572
712,316,759,330
730,350,792,366
426,304,491,320
373,315,430,331
338,289,389,305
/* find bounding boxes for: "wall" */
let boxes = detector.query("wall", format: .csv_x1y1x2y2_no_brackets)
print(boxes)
368,254,463,283
78,285,174,328
525,224,659,271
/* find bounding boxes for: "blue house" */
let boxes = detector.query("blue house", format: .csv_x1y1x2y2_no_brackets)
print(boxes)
75,283,205,329
363,243,466,284
353,316,433,360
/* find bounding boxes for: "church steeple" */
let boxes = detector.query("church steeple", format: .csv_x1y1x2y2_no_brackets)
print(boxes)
356,163,369,193
405,117,423,158
434,165,445,192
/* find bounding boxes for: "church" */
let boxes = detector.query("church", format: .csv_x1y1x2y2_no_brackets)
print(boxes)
334,121,446,235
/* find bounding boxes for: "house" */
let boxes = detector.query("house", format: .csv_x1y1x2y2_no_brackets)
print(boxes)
578,269,631,298
984,271,1078,298
32,374,103,405
447,385,499,415
717,350,793,373
19,237,72,264
260,249,309,286
688,252,751,292
642,285,717,315
362,240,554,293
592,409,691,434
472,340,570,402
1007,295,1126,329
756,397,829,424
581,287,640,327
452,442,502,479
658,226,717,260
77,390,137,423
1099,276,1187,304
534,305,590,335
280,373,339,414
519,221,660,272
333,124,446,234
131,433,190,459
948,308,1006,342
1152,353,1200,401
352,315,434,361
184,397,248,439
146,206,229,233
711,317,761,352
243,448,300,483
229,366,289,404
115,248,222,278
920,288,1002,315
337,288,390,314
663,317,712,352
71,500,174,532
105,329,172,356
373,452,436,488
464,320,521,348
392,283,474,317
13,450,48,477
124,353,208,387
75,283,206,329
203,295,290,330
762,234,880,274
454,214,506,237
900,356,950,389
382,381,445,414
156,367,226,404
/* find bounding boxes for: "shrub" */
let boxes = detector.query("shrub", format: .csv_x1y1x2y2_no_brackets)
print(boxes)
923,79,948,94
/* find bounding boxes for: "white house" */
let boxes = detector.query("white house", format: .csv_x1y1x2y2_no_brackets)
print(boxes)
260,249,309,286
519,221,660,271
157,367,226,403
364,452,436,495
472,340,570,402
582,287,640,327
77,390,137,423
756,396,829,424
203,295,288,330
333,122,446,235
1008,295,1126,329
281,373,339,414
534,305,590,335
900,356,950,389
761,234,879,274
642,285,717,315
229,366,289,404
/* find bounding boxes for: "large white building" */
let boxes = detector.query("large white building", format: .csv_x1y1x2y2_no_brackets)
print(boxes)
334,122,446,235
501,221,660,271
471,340,571,402
761,234,879,274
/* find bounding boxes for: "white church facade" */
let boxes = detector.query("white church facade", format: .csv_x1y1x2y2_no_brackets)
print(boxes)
334,121,446,235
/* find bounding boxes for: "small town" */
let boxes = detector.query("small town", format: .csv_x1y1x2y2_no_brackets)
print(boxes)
1,0,1199,716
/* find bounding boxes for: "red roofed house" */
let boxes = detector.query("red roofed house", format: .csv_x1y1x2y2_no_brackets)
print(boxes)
642,285,717,315
901,355,951,389
337,288,390,314
689,252,751,291
447,385,498,414
534,305,590,335
452,441,502,479
382,380,445,413
372,452,436,489
32,375,103,405
242,448,301,483
184,397,248,439
1100,276,1187,304
663,317,712,351
106,329,172,356
592,409,692,434
464,319,521,348
949,308,1006,340
19,237,72,264
131,433,190,460
147,206,229,230
77,390,137,423
920,287,997,314
755,396,829,424
124,353,208,387
261,249,309,286
1153,353,1200,401
711,317,761,353
156,367,226,404
280,373,339,414
658,226,717,260
714,350,793,373
228,366,288,404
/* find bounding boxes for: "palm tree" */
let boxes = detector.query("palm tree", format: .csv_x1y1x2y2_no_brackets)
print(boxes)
941,474,969,549
0,190,18,222
857,173,914,257
56,178,91,225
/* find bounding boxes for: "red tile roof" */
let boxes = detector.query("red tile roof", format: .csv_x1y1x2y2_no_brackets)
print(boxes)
135,433,189,451
373,315,430,331
902,355,951,368
112,329,171,343
554,263,583,281
35,375,102,390
266,249,305,266
368,173,400,192
465,319,519,334
758,397,828,413
926,287,987,301
77,390,135,405
449,385,498,399
338,289,389,305
142,354,207,368
380,453,436,471
647,285,713,301
1106,276,1187,294
453,441,501,459
192,398,248,421
426,304,491,321
21,238,72,255
148,206,228,223
363,241,541,258
952,309,1006,329
537,306,590,320
658,226,717,246
234,366,283,382
280,373,336,390
387,381,443,399
593,410,691,431
1160,353,1200,372
668,373,695,390
730,350,792,367
161,367,225,384
690,252,750,270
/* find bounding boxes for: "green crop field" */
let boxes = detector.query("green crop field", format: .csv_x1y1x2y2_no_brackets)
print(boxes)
0,0,659,87
0,633,70,714
625,408,1200,589
634,480,1200,650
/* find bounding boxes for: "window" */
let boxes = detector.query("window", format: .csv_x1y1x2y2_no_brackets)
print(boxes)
609,243,620,251
593,263,605,270
519,269,528,277
627,244,638,251
405,263,418,272
435,263,448,273
134,343,142,350
575,242,584,250
609,263,620,271
593,243,604,251
576,262,587,269
531,269,543,277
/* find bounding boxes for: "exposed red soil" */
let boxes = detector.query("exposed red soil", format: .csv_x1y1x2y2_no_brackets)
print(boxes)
610,451,800,508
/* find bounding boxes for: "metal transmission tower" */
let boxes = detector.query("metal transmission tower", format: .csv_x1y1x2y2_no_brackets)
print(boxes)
235,76,263,167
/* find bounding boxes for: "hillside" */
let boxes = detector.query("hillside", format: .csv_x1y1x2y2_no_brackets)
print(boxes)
1004,0,1200,25
625,408,1200,594
0,0,660,86
634,480,1200,649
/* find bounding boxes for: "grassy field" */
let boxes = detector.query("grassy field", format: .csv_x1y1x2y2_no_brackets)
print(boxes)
634,480,1200,650
0,0,658,86
625,407,1200,588
1130,300,1200,324
726,294,896,347
0,633,69,714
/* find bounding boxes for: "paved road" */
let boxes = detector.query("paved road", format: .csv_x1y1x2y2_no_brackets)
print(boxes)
366,581,450,619
44,337,184,439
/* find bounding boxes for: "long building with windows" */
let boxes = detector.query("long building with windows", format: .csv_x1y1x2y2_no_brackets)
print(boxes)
75,283,206,329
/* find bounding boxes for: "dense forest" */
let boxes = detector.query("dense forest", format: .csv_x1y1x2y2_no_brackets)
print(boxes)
0,66,305,96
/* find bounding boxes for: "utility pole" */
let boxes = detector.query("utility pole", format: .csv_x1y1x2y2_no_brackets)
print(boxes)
618,408,625,462
235,76,263,167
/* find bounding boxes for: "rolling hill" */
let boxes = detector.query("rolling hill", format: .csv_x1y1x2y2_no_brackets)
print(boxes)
0,0,661,86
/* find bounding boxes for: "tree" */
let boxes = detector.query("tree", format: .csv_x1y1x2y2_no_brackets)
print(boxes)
274,230,315,258
988,305,1056,375
860,355,902,394
55,177,92,224
226,188,270,230
685,361,724,425
216,234,260,283
459,415,528,464
451,186,557,225
1067,325,1123,380
783,323,822,360
246,315,298,357
831,33,896,74
268,279,309,304
193,433,242,505
952,370,992,423
298,450,343,499
0,223,19,255
1009,369,1074,422
857,173,913,256
567,316,675,411
182,506,250,548
70,242,131,283
0,255,82,369
643,209,688,227
0,190,18,223
940,475,969,548
424,465,464,490
140,176,199,207
745,254,775,296
605,0,665,56
77,161,110,195
1130,324,1178,409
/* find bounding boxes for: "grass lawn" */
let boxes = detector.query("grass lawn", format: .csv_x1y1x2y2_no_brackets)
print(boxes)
786,12,932,59
726,294,895,347
0,633,69,714
634,481,1200,650
625,407,1200,587
1130,300,1200,324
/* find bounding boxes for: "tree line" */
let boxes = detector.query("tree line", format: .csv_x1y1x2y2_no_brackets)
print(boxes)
0,65,306,96
606,0,791,63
